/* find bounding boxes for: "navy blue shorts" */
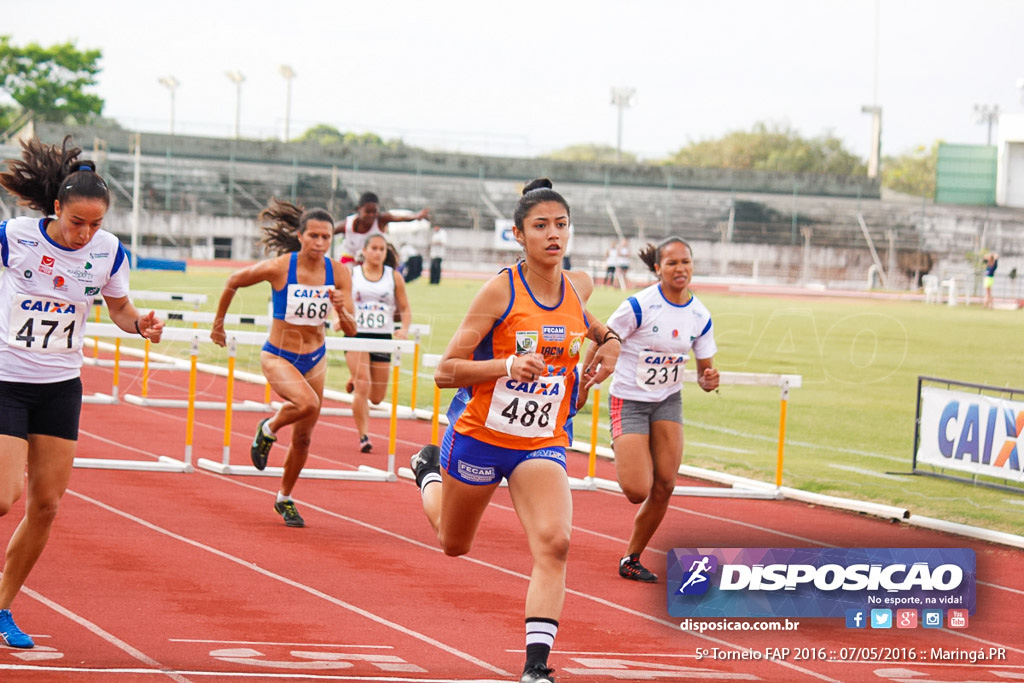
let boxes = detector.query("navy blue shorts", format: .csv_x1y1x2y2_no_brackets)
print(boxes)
0,377,83,441
440,426,567,486
262,341,326,375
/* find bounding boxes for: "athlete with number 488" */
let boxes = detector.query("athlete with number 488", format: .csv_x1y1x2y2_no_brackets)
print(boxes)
0,136,165,648
602,238,718,583
409,179,620,683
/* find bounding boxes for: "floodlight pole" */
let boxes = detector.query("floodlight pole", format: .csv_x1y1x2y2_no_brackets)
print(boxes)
610,87,636,163
861,105,882,179
973,104,1000,146
157,76,179,135
226,71,245,139
280,65,296,142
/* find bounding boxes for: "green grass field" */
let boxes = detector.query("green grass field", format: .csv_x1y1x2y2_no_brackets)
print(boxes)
122,266,1024,536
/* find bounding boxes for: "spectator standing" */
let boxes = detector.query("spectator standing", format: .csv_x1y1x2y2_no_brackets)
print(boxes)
983,252,998,309
428,224,447,285
615,239,632,286
399,241,422,283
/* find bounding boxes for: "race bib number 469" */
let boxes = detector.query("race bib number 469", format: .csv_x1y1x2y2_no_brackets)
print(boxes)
8,294,87,353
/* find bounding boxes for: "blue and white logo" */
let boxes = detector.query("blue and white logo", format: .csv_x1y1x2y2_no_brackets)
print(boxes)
845,609,866,628
870,609,892,629
922,609,944,628
675,555,717,596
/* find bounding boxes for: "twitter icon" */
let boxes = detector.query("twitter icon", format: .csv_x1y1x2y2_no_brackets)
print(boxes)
870,609,892,629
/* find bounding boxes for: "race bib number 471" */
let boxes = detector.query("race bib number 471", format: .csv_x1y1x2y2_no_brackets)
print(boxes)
8,294,87,353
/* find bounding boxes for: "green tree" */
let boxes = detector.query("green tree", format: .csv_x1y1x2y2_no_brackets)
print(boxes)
664,122,866,175
543,143,637,164
295,124,394,148
0,36,103,126
880,141,939,199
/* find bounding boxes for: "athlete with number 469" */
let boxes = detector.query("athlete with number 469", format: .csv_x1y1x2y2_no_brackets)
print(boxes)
409,178,620,683
602,237,718,584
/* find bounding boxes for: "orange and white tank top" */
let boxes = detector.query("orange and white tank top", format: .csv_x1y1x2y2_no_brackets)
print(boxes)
452,263,589,450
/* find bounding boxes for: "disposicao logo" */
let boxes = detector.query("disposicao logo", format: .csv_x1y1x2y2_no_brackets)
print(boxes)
667,548,975,620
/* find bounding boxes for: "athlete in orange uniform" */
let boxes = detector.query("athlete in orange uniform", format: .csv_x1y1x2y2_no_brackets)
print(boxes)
409,179,620,683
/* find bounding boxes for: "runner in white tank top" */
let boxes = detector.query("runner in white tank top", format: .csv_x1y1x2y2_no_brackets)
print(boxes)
346,233,411,453
332,191,429,264
0,138,165,649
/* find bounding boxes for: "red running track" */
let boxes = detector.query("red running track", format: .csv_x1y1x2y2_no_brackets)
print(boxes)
1,358,1022,682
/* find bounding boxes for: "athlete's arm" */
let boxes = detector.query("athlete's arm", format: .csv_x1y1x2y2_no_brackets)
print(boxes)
392,269,412,340
434,273,545,389
105,295,164,343
331,260,357,336
210,258,281,347
381,208,429,227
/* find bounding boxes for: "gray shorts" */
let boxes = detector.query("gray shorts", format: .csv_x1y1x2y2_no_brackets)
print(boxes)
608,391,682,438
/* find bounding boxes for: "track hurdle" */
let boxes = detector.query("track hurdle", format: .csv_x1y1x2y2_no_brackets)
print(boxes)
581,370,800,499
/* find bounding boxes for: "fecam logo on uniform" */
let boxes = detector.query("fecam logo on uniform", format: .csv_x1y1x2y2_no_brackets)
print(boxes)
667,548,976,619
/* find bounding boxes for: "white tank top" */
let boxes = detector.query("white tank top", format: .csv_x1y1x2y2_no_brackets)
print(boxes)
352,264,396,334
337,214,384,261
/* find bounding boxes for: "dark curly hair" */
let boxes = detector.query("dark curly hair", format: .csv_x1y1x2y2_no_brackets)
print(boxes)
0,135,109,214
258,198,334,256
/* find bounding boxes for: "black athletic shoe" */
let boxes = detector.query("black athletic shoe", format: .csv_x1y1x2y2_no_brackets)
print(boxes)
619,553,658,583
409,444,441,488
250,418,276,471
359,435,373,453
520,664,556,683
274,500,305,527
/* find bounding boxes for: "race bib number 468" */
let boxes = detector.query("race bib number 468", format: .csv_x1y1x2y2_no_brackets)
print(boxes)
8,294,87,353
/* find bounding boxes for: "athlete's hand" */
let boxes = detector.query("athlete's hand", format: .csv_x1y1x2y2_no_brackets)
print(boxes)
138,311,164,343
510,352,546,382
210,320,227,348
697,367,719,392
581,338,619,390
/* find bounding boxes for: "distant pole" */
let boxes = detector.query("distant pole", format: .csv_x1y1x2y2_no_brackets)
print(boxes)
280,65,296,142
130,133,141,270
861,105,882,179
973,104,1000,145
226,71,245,139
610,87,636,163
157,76,179,135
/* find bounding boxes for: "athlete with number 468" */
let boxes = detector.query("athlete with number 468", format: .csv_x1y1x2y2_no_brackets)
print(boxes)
211,199,356,528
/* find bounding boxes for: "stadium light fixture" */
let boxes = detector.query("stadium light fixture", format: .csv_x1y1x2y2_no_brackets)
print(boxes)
226,71,245,139
860,105,882,179
973,104,1000,146
280,65,296,142
610,87,636,163
157,76,179,135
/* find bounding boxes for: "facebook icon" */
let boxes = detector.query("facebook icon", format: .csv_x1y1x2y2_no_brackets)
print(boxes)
845,609,867,629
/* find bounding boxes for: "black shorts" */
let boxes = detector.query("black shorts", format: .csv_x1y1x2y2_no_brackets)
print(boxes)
0,377,83,441
355,332,394,364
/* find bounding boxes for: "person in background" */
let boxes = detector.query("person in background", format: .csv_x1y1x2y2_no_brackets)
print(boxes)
615,238,631,287
347,234,411,453
603,243,617,286
983,251,998,309
0,137,165,648
333,192,428,265
600,237,718,583
399,241,422,283
408,179,620,683
428,224,447,285
211,199,355,528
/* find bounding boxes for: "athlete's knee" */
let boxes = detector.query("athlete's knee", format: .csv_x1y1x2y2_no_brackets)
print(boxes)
290,431,313,451
26,495,62,525
650,475,676,501
534,525,571,563
620,480,651,505
437,533,472,557
0,484,24,517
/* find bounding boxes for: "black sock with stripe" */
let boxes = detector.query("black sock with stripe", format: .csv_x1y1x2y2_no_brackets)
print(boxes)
525,617,559,670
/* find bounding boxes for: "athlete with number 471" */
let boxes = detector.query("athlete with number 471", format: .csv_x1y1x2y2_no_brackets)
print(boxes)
211,199,356,528
409,178,620,683
602,238,718,583
0,136,165,648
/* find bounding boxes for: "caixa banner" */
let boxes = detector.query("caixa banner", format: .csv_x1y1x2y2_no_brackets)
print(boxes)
667,548,975,618
915,382,1024,485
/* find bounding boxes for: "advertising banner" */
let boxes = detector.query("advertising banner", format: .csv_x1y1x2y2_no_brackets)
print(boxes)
916,385,1024,483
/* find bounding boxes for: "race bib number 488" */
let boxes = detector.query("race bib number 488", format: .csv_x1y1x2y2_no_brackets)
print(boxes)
485,375,565,439
8,294,87,353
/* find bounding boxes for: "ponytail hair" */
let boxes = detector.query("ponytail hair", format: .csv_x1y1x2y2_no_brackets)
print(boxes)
258,198,334,256
0,136,109,214
638,237,692,273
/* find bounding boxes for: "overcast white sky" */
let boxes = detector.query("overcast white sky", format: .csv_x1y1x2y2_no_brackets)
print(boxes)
5,0,1024,161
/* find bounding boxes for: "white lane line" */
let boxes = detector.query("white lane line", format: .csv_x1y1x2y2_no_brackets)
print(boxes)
827,464,904,480
19,586,191,683
0,665,505,681
65,489,511,678
168,639,393,648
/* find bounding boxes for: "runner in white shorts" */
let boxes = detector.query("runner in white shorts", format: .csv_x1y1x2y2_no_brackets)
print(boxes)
603,237,719,583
